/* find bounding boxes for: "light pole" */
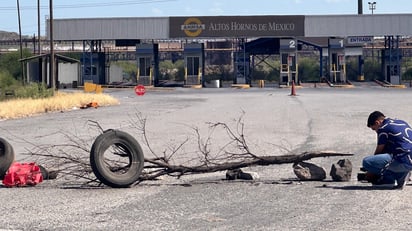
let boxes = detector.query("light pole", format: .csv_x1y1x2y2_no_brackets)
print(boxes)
368,2,376,60
38,0,41,55
368,1,376,14
49,0,55,93
17,0,24,84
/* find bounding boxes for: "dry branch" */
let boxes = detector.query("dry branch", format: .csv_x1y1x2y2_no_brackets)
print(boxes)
139,151,353,181
12,113,354,186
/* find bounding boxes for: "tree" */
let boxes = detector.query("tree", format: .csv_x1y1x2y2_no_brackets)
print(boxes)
0,49,32,80
298,57,319,82
251,56,280,82
345,57,359,81
204,64,232,82
173,60,185,81
159,60,177,80
113,61,137,81
363,58,382,81
0,71,17,89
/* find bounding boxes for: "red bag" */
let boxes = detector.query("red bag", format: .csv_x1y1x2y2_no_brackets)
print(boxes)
2,162,43,187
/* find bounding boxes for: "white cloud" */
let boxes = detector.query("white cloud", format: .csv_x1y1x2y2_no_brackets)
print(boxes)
151,8,163,15
209,2,224,15
183,6,194,15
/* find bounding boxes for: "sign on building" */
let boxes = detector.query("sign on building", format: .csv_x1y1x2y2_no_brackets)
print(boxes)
347,36,374,44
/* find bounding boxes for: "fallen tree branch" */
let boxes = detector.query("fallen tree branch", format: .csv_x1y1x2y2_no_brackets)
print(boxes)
12,113,355,187
139,151,353,181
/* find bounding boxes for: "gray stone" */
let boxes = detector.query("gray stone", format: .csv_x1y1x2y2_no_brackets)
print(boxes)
226,169,241,180
293,162,326,181
226,169,259,180
330,159,353,182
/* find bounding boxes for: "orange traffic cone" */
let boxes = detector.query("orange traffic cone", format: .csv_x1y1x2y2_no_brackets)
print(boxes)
290,80,297,96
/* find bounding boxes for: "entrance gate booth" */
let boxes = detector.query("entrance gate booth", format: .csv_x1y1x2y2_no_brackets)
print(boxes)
382,36,402,85
136,44,159,86
328,38,347,83
183,43,204,86
81,52,105,85
279,38,298,85
81,40,105,85
234,51,250,84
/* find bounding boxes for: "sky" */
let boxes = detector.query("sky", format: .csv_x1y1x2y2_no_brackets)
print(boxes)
1,0,412,36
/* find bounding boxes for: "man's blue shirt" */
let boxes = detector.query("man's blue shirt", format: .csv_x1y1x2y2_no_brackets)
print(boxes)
377,118,412,158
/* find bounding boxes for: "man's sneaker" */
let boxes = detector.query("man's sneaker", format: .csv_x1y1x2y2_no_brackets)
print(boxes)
371,177,396,189
394,171,411,190
372,182,396,189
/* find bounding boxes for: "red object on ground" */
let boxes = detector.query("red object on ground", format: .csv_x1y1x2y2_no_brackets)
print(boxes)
134,85,146,96
2,162,43,187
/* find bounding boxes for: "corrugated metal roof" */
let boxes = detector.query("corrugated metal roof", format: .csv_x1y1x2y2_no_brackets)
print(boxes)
47,14,412,41
305,14,412,37
49,17,169,40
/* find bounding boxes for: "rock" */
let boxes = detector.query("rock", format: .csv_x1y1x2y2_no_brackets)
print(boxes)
226,169,259,180
330,159,352,182
239,171,259,180
226,169,241,180
293,162,326,181
38,165,59,180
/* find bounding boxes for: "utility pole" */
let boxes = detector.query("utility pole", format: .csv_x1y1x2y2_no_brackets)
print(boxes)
357,0,363,14
368,2,377,60
38,0,41,54
17,0,24,84
49,0,55,93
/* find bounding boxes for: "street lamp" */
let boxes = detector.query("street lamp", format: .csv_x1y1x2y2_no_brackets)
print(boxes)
368,1,376,14
49,0,55,93
368,2,377,60
17,0,24,84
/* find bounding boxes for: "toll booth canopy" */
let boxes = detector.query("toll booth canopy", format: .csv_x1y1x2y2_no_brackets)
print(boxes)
136,43,159,86
183,43,204,86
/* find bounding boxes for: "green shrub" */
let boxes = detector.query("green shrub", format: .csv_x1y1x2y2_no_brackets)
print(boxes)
174,60,186,81
298,57,320,82
402,67,412,81
266,68,280,82
0,49,32,80
14,83,54,99
0,70,17,89
204,64,232,82
345,57,360,81
114,61,137,82
363,58,383,81
0,71,18,100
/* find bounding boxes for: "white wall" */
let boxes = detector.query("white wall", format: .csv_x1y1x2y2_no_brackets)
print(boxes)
108,64,124,83
58,63,79,84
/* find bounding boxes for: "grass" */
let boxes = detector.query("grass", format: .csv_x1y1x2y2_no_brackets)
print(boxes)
0,91,119,120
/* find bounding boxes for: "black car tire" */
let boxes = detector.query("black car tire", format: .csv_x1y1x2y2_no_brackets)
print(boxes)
0,137,15,180
90,130,144,188
38,165,49,180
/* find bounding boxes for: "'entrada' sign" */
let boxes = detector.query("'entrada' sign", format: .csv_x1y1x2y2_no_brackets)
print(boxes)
347,36,374,44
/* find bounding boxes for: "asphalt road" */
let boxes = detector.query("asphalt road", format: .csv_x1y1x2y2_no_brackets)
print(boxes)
1,86,412,230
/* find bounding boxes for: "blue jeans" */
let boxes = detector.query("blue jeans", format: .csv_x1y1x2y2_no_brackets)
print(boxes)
362,153,411,184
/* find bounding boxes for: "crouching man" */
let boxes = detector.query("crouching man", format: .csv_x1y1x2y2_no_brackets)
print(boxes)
362,111,412,189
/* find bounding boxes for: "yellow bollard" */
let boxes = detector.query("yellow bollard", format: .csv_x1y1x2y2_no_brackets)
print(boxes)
84,82,96,92
259,80,265,88
95,85,103,94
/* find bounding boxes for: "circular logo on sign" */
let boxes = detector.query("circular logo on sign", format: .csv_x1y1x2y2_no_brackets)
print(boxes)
181,18,205,37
